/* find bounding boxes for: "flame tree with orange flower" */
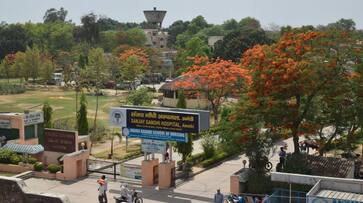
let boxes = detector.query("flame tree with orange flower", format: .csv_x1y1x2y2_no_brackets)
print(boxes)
240,31,363,154
176,56,250,124
119,48,149,82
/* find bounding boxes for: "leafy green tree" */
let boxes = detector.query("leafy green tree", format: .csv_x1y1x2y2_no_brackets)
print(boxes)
12,47,51,83
176,37,211,73
222,19,239,32
79,13,100,43
213,28,272,62
167,20,190,47
43,7,68,23
43,101,53,128
77,93,89,135
176,91,187,108
174,134,193,171
82,48,106,138
327,18,356,31
0,24,31,60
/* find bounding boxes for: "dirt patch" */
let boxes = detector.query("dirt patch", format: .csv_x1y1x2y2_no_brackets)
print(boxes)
49,96,73,100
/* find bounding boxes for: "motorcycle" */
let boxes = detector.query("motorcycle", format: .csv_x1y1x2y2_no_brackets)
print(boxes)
114,188,143,203
226,194,245,203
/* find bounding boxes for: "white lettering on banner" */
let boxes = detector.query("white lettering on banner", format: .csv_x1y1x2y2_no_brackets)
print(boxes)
23,112,44,126
0,120,11,129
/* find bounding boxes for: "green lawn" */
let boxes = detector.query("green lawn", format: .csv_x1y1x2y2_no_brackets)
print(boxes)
0,89,124,128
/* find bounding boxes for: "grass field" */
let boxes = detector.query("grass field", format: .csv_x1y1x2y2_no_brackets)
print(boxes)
0,172,17,177
0,88,125,128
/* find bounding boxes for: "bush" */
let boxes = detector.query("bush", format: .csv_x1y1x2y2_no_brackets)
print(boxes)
201,132,217,159
0,149,16,164
200,151,231,168
47,164,61,173
10,154,22,165
27,157,37,164
0,84,26,95
34,162,44,172
126,87,153,106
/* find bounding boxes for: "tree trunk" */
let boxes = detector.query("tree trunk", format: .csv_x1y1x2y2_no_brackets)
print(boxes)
291,122,300,154
75,88,79,128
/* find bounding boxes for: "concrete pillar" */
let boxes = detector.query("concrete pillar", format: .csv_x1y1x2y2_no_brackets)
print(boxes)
230,175,240,194
141,158,159,187
158,161,175,189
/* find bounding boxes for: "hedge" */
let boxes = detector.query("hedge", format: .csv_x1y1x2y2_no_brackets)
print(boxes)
47,164,61,173
0,84,25,95
10,154,22,165
0,149,16,164
199,151,232,168
34,162,44,172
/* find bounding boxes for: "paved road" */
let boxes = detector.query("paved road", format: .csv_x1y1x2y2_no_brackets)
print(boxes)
24,138,297,203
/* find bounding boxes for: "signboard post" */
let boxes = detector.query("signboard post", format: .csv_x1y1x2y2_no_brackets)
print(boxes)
141,139,167,154
0,120,11,129
24,112,44,126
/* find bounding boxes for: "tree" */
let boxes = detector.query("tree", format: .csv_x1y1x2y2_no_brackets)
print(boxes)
175,37,211,73
327,18,356,31
12,47,52,83
43,7,68,23
83,48,106,140
0,24,31,60
176,57,250,124
119,48,149,81
213,28,272,62
241,31,360,154
0,54,16,82
176,91,187,108
167,20,190,47
77,92,89,135
79,13,100,43
43,101,53,128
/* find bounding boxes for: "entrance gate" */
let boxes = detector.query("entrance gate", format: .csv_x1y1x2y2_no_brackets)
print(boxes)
86,159,120,180
153,165,159,184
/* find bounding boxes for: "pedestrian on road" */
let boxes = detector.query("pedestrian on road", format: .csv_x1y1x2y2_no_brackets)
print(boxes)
97,180,106,203
101,175,108,203
214,189,224,203
279,147,287,169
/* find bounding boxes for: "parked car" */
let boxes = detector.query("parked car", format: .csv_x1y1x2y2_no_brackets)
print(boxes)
103,81,116,89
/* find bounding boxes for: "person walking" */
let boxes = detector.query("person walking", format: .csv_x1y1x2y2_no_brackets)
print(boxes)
279,147,287,169
214,189,224,203
101,175,108,203
97,180,106,203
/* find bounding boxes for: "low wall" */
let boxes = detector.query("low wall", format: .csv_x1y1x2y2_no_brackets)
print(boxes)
0,163,33,174
33,171,57,179
0,176,70,203
162,97,209,109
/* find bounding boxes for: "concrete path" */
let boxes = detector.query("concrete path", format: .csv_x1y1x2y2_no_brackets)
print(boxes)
23,138,298,203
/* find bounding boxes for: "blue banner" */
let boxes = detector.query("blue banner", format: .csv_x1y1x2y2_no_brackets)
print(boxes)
123,127,188,142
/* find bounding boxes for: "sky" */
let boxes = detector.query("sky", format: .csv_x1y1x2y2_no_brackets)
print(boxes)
0,0,363,29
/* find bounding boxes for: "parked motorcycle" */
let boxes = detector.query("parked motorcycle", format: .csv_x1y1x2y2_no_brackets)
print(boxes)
114,184,143,203
226,194,245,203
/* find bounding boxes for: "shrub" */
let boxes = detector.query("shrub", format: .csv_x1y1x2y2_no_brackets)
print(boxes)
47,164,61,173
201,132,217,159
0,149,15,164
126,87,152,106
0,84,26,95
28,157,37,164
34,162,44,172
10,154,22,165
200,151,231,168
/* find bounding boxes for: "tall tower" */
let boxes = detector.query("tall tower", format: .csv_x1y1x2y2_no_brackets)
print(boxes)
143,7,167,29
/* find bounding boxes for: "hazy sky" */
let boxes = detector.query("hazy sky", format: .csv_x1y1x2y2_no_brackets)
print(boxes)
0,0,362,29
